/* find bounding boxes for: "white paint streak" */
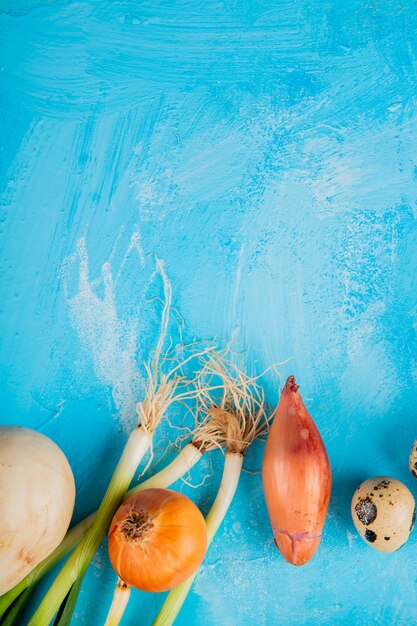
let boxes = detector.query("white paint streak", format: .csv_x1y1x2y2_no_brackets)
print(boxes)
68,238,144,431
230,242,245,337
115,229,146,282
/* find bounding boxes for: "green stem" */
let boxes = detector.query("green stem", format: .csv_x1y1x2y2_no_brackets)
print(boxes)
0,442,202,620
1,585,34,626
152,452,243,626
28,427,151,626
52,574,84,626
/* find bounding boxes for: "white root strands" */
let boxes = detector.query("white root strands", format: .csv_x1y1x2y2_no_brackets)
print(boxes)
193,350,273,455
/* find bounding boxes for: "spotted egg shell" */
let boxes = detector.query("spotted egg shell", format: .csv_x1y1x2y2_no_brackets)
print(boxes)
409,439,417,479
351,476,416,553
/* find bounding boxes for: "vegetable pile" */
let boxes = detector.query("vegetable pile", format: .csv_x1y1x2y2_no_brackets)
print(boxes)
0,262,276,625
2,259,417,625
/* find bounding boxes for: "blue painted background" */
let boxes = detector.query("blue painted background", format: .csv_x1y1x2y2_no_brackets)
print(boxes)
2,0,417,623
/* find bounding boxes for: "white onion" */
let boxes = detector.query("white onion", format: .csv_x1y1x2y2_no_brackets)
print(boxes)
0,426,75,594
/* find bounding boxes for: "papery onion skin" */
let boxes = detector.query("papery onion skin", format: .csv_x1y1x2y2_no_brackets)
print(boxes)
108,488,207,592
262,376,332,566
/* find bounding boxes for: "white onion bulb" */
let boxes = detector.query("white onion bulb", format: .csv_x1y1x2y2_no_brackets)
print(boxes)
0,426,75,594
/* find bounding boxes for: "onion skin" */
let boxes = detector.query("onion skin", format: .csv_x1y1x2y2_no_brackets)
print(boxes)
108,488,207,592
262,376,332,566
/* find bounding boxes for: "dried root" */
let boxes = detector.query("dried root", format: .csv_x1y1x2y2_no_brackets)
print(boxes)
135,258,275,469
192,350,274,455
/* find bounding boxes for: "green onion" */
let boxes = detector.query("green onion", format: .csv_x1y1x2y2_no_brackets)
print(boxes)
1,586,34,626
26,259,203,626
28,426,152,626
152,351,272,626
53,572,84,626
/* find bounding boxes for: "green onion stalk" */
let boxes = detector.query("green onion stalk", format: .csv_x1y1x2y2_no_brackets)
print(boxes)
104,579,131,626
152,352,272,626
105,351,272,626
24,261,210,626
28,424,153,626
102,398,231,626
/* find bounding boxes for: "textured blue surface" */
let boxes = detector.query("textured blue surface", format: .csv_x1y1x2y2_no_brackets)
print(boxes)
2,1,417,624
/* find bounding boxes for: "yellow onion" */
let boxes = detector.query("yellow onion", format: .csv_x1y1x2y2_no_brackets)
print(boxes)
108,488,207,592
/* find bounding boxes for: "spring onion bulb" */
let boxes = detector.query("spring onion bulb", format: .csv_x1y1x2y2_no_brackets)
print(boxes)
153,352,272,626
27,261,212,626
105,489,207,626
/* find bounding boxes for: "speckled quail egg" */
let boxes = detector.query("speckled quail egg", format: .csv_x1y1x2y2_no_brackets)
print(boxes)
409,439,417,479
351,476,416,553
